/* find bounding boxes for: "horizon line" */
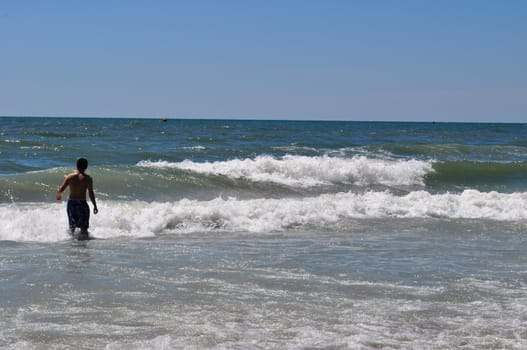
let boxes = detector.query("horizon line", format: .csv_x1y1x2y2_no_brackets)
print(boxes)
0,114,524,125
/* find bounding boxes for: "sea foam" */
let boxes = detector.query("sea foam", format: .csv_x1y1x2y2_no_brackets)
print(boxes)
137,155,433,188
2,190,526,242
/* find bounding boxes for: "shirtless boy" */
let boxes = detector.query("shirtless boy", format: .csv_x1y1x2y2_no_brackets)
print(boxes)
56,158,99,238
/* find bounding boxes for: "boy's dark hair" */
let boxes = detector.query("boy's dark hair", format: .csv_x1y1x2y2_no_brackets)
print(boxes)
77,158,88,171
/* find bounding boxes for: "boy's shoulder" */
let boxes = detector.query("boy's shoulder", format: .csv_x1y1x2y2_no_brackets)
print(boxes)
66,172,91,180
80,173,93,181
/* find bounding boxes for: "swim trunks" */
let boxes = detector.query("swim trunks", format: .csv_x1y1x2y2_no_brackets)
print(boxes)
67,199,90,230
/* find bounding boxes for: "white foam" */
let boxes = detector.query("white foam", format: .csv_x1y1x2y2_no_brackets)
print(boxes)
0,203,70,242
2,190,527,242
137,155,433,188
180,145,206,150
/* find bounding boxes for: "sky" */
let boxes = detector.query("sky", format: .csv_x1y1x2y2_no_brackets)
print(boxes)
0,0,526,122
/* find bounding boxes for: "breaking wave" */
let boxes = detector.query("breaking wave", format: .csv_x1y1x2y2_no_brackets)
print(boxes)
2,189,526,242
137,155,433,188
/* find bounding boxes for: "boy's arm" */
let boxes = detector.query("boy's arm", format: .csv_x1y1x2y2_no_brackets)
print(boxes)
56,176,70,200
88,178,98,214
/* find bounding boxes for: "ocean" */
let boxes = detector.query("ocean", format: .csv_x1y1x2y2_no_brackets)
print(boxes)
1,117,526,349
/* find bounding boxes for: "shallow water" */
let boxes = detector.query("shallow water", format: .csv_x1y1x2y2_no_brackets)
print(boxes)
2,219,526,349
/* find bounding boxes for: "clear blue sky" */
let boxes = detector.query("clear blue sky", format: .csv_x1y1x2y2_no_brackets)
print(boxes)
1,0,526,122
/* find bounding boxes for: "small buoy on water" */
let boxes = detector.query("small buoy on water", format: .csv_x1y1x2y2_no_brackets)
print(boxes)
162,118,168,122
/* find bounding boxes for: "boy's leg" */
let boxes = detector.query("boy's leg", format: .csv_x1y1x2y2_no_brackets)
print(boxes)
67,200,77,234
78,227,89,240
78,201,90,239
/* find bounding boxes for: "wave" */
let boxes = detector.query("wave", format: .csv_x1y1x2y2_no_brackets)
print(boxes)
2,190,527,242
0,165,313,203
137,155,433,188
427,161,527,191
375,144,527,162
4,156,527,204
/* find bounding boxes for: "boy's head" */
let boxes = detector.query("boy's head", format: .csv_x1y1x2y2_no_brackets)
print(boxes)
77,158,88,171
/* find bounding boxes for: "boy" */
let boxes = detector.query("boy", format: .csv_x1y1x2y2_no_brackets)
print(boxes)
56,158,99,239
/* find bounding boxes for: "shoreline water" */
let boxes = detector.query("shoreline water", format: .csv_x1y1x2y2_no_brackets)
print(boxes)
2,222,526,349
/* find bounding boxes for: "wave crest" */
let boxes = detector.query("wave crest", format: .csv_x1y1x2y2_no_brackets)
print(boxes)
137,156,433,188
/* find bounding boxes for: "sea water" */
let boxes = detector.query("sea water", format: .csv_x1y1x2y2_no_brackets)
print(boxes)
1,117,526,349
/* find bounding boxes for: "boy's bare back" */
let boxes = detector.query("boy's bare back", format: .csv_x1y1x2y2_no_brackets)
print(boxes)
59,172,93,200
56,158,98,215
